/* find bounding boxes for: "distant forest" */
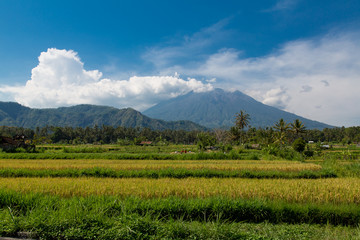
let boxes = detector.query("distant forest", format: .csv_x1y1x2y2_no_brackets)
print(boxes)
0,124,359,145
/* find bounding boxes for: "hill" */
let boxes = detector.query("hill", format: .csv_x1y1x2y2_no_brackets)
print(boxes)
0,102,207,131
143,88,333,129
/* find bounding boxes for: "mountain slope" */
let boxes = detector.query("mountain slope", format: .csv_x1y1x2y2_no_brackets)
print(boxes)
0,102,207,131
143,88,333,129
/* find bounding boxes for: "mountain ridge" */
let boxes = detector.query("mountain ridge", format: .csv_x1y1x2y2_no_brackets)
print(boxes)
143,88,333,129
0,102,207,131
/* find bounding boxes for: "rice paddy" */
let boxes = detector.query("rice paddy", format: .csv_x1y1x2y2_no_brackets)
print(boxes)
1,144,360,239
0,159,322,171
1,177,359,204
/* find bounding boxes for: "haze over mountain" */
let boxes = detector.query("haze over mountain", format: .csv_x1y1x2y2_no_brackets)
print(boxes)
0,102,206,131
143,88,333,129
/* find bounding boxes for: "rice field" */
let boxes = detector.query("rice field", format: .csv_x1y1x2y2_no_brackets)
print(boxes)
1,145,360,239
0,159,322,172
1,177,359,204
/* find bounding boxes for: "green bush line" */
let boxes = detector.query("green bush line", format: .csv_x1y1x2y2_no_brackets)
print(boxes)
0,167,336,179
0,190,359,228
0,151,260,160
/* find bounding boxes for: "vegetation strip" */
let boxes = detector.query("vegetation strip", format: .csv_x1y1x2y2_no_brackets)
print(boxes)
0,168,335,179
0,152,260,160
0,159,322,172
1,191,360,229
1,177,358,204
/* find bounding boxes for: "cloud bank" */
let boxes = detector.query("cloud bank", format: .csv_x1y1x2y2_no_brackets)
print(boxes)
1,48,213,110
161,32,360,126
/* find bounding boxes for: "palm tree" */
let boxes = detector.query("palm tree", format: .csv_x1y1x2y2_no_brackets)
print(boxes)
274,118,290,133
235,110,250,130
274,118,290,146
291,119,306,138
234,110,250,144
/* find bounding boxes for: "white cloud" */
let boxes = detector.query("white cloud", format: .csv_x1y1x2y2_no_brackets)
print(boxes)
173,32,360,126
262,87,291,110
0,48,213,110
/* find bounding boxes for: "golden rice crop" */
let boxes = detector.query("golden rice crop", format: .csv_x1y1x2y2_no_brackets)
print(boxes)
1,177,359,204
0,159,322,172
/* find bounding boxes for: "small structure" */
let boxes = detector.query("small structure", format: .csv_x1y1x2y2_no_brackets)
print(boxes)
0,135,35,152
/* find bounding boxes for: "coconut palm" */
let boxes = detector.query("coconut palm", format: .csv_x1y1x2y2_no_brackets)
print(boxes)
274,118,290,146
291,119,306,138
235,110,250,130
234,110,250,144
274,118,290,133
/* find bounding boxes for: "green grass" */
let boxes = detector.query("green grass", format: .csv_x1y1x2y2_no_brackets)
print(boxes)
0,167,336,179
0,151,261,160
1,191,360,239
0,144,359,239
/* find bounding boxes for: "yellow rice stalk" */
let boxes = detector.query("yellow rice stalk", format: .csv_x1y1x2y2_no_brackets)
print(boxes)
1,177,359,204
0,159,322,172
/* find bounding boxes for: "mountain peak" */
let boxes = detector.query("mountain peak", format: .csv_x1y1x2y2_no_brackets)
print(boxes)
143,88,333,129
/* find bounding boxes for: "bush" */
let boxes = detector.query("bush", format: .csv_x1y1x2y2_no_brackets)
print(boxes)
292,138,306,153
303,150,314,157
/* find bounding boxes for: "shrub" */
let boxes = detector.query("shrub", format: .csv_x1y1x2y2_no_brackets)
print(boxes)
292,138,306,153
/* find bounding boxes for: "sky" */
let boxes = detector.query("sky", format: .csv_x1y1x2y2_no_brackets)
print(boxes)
0,0,359,127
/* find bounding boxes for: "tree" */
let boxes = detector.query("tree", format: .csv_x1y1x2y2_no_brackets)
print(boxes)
291,119,306,138
234,110,250,144
235,110,250,130
196,132,216,151
274,118,290,133
274,118,290,146
292,138,306,152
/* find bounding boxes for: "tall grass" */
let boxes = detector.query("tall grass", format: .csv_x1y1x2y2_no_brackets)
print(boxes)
0,159,323,172
1,191,360,234
1,177,358,204
0,168,336,179
0,152,256,160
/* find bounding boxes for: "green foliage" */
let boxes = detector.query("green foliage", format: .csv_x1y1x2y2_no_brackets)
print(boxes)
292,138,306,152
0,151,249,160
2,191,360,239
63,147,108,153
0,168,336,179
196,132,217,151
262,145,304,161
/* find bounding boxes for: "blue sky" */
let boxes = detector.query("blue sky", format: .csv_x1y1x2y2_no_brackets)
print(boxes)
0,0,359,126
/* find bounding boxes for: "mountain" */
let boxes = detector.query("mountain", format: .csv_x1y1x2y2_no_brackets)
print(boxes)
143,88,333,129
0,102,207,131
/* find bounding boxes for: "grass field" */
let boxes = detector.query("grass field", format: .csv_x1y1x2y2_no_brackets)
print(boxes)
0,144,360,239
2,177,360,204
0,159,322,171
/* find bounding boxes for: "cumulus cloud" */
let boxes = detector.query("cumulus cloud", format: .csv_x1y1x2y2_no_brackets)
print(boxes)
0,48,213,110
262,87,291,110
173,32,360,126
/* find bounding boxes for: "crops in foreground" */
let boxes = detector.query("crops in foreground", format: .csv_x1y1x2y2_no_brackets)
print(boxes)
1,191,360,240
1,177,359,204
0,159,322,171
0,167,335,179
0,151,261,160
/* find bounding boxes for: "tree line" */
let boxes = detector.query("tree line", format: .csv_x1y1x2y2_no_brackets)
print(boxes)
0,116,359,146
